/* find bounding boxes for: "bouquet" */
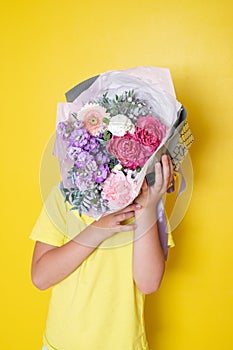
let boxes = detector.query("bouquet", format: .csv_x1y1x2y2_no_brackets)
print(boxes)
53,67,194,219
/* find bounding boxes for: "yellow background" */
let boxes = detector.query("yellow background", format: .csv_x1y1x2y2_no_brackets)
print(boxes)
1,0,232,349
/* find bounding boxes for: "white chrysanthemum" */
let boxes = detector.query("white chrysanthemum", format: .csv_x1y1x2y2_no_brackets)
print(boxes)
108,114,135,136
77,103,110,135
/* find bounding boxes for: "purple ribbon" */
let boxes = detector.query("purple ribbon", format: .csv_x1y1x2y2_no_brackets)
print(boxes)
157,167,186,260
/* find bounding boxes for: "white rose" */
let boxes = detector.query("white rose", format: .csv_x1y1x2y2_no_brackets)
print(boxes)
108,114,135,136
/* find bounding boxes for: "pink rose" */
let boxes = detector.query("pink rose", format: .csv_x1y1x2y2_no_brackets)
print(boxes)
107,133,152,169
102,171,137,209
135,115,167,151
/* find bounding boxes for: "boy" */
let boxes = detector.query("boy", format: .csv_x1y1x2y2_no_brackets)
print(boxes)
30,154,174,350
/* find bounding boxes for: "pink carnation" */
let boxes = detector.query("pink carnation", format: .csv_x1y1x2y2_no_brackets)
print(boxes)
135,115,167,151
133,127,160,152
106,133,152,169
102,171,137,209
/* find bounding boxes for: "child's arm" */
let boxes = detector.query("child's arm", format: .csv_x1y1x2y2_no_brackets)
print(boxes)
31,203,140,290
133,154,173,294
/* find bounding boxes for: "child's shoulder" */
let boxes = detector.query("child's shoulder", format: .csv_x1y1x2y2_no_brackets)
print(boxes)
29,182,67,246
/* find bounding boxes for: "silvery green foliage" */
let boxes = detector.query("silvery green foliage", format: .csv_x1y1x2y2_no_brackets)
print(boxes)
60,181,109,217
95,90,152,124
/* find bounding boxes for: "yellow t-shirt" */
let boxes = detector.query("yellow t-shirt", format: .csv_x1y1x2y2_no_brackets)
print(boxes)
29,183,174,350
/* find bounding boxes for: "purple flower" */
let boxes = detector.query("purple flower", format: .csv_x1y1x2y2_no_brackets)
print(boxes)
57,121,70,140
98,132,104,139
74,151,94,169
85,158,98,173
74,157,99,190
75,172,94,191
68,128,90,148
67,145,82,160
94,164,110,183
95,152,110,164
84,136,100,153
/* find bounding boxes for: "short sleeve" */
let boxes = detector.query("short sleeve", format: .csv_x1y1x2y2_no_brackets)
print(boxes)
29,184,67,247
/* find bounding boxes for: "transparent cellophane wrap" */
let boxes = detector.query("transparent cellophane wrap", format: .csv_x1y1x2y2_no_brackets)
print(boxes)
53,66,194,219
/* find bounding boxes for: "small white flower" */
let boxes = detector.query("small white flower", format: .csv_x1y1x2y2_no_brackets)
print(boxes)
108,114,135,136
112,164,123,173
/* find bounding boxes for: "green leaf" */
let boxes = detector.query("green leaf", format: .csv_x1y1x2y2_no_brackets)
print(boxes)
103,130,112,141
70,207,77,211
103,117,110,124
72,113,77,119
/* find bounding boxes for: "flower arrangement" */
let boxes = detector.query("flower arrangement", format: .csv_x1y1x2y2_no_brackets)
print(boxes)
57,89,168,217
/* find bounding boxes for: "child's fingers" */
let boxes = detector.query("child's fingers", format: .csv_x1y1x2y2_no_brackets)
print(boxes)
161,155,171,192
168,156,174,185
154,161,163,191
115,210,136,224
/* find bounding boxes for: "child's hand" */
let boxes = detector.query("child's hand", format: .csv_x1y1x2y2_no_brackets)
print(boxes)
91,203,141,238
134,154,174,210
